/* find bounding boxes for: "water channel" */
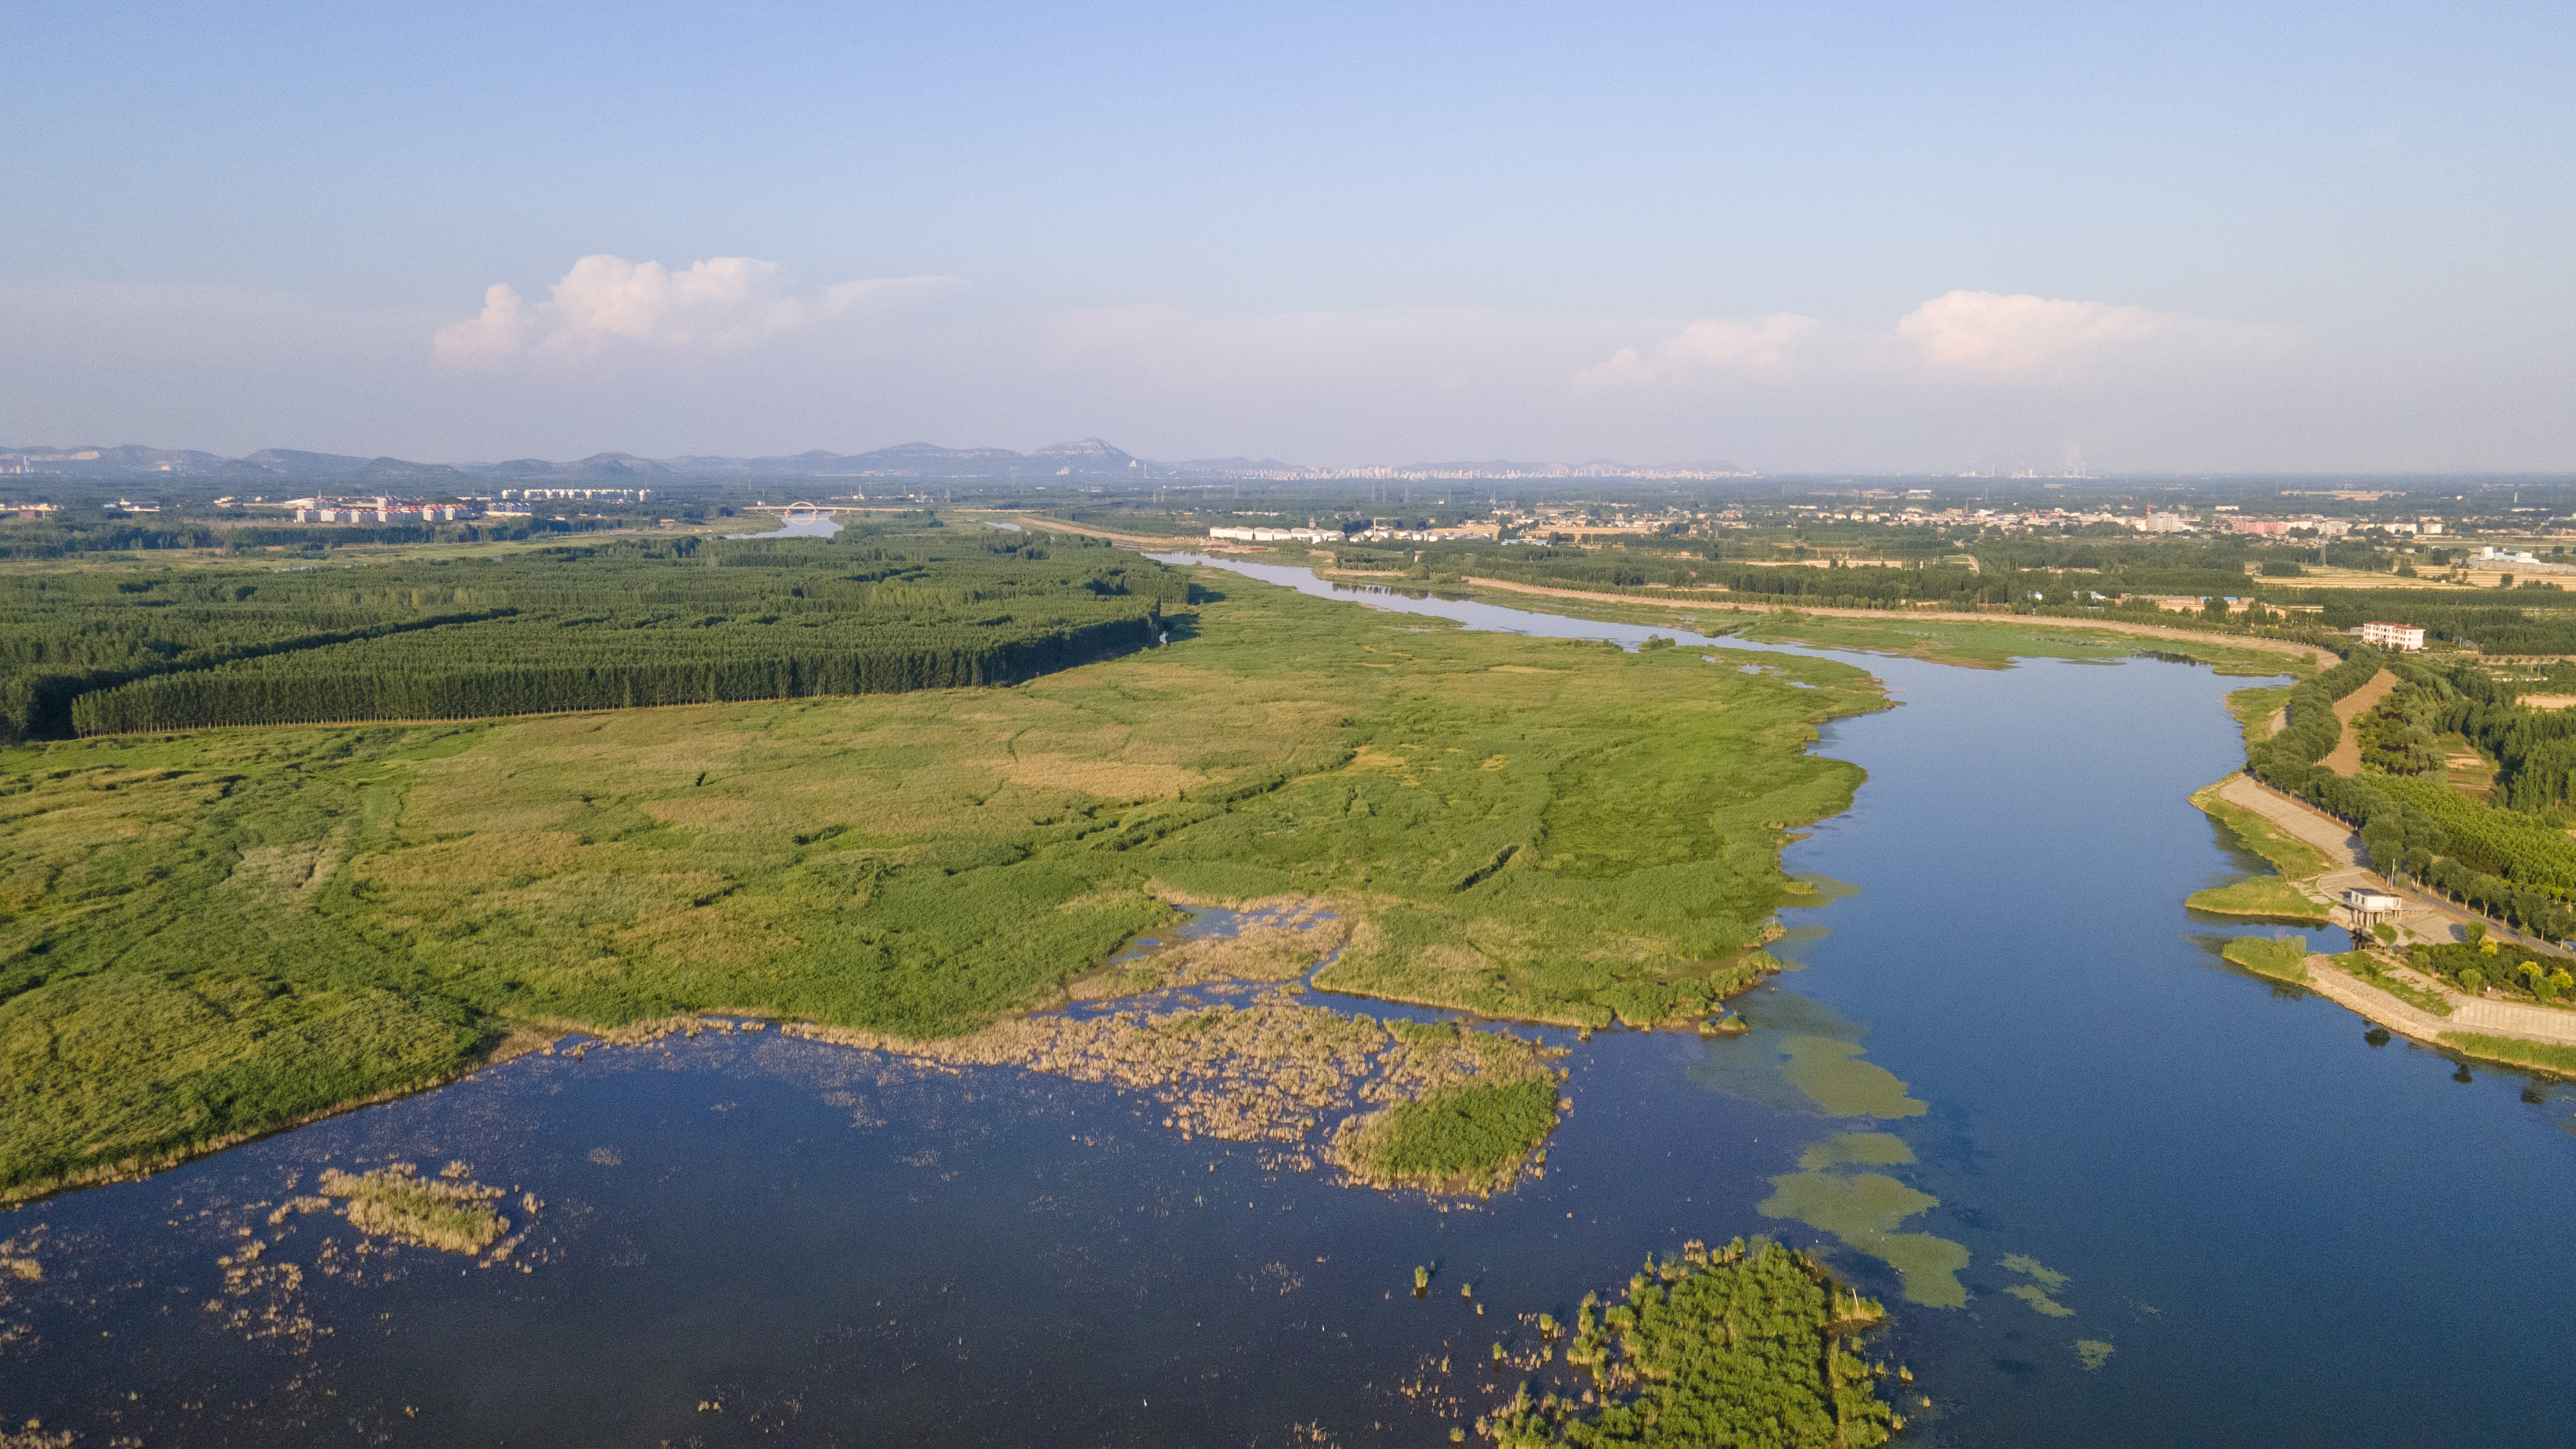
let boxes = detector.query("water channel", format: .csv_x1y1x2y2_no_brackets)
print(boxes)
5,558,2572,1446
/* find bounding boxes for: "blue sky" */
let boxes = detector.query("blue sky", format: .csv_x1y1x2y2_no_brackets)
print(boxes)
3,1,2568,471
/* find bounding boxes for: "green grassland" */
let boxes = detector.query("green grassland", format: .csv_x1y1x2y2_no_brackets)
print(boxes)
2186,875,2332,922
2221,935,2311,982
0,564,1882,1194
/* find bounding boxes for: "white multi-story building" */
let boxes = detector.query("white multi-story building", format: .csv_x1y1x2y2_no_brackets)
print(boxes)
2360,621,2427,652
1208,526,1340,544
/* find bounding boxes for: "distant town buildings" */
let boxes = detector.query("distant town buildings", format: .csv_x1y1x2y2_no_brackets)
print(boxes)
1207,526,1341,544
1207,523,1499,545
2360,621,2427,651
285,496,474,524
500,488,650,502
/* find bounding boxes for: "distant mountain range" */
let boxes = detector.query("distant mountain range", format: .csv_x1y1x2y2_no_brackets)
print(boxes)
0,439,1746,484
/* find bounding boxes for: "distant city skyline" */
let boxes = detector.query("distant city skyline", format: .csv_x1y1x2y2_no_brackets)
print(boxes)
4,3,2568,473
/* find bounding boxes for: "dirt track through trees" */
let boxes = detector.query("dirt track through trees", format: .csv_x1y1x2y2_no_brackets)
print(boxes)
2320,669,2400,776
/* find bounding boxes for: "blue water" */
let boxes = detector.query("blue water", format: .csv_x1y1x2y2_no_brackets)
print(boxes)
5,560,2572,1446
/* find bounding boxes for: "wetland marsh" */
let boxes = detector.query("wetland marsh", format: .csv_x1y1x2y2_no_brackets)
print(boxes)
5,560,2575,1445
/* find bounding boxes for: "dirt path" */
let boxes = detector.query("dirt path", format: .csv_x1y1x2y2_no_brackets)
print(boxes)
2319,669,2400,775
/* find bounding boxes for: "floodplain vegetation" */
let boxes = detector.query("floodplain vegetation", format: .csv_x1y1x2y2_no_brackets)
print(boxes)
0,544,1875,1195
1482,1238,1897,1448
1335,1019,1567,1193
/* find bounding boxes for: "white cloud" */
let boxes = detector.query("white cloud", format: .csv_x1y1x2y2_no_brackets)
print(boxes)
1582,291,2288,391
433,255,962,368
1572,313,1821,386
1895,289,2278,375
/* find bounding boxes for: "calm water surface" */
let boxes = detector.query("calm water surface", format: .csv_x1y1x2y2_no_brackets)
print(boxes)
6,560,2572,1446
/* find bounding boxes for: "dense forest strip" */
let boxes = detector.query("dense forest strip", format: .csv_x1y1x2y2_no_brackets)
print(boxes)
1,526,1181,739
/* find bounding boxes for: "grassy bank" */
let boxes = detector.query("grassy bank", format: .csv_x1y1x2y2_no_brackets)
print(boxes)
0,564,1880,1194
2222,936,2311,982
2439,1032,2576,1078
2185,771,2334,923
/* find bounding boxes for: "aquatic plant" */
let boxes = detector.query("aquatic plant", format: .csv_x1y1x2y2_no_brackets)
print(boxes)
1334,1079,1562,1195
318,1162,507,1255
1482,1240,1895,1448
1417,1264,1432,1291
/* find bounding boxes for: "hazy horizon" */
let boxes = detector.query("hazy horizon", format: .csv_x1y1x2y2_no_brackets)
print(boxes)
6,3,2568,474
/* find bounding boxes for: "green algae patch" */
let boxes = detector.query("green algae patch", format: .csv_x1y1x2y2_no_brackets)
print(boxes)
1998,1253,2068,1289
2074,1339,2116,1371
1797,1131,1916,1171
1758,1171,1968,1308
1484,1238,1898,1447
1761,1171,1933,1239
1998,1255,2074,1316
1779,1037,1927,1118
1783,872,1862,907
2003,1284,2076,1317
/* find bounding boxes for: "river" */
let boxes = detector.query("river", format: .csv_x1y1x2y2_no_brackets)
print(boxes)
4,558,2570,1446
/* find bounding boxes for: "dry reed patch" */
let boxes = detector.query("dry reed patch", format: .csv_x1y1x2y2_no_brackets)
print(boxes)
1003,753,1205,800
1074,915,1351,998
792,998,1388,1146
612,897,800,970
1345,746,1408,772
789,992,1562,1195
642,795,766,829
1485,665,1562,675
1412,942,1499,980
319,1162,508,1255
222,840,344,901
398,764,583,835
1365,1018,1562,1107
351,831,592,888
